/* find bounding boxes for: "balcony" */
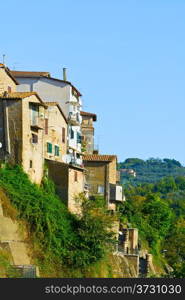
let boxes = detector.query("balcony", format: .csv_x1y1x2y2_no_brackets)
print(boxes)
109,184,124,202
30,116,44,130
68,157,84,169
68,112,81,126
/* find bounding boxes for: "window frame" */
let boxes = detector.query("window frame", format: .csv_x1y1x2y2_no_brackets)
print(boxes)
47,142,52,154
54,145,60,156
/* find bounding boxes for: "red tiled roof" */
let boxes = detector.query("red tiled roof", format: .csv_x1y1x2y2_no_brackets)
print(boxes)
83,154,117,162
10,70,50,77
80,111,97,121
0,91,47,107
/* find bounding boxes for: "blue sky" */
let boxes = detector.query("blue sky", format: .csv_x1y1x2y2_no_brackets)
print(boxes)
1,0,185,164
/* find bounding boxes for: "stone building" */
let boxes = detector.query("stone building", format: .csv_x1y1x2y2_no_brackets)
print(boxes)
0,92,47,184
80,111,97,154
83,154,123,211
45,160,85,215
43,102,86,214
44,102,68,162
11,68,83,168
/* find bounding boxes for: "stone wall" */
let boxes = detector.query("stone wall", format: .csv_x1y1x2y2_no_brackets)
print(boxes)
44,104,67,161
84,161,107,195
111,252,139,278
108,157,117,184
22,95,45,184
68,167,84,215
0,199,31,266
46,160,84,215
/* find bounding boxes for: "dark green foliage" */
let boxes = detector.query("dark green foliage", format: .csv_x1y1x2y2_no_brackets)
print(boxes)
119,173,185,277
0,165,115,271
118,158,185,185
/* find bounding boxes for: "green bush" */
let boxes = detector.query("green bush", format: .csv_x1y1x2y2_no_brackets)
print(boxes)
0,165,115,272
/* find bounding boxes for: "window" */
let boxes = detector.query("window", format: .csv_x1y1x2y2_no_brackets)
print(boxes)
45,119,48,135
98,185,104,194
77,132,82,144
54,145,60,156
62,127,65,143
47,142,52,153
31,134,38,144
30,103,39,126
74,171,78,182
70,128,74,139
8,86,11,93
30,160,33,168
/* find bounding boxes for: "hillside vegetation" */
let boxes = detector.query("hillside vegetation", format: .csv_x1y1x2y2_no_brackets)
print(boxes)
0,165,116,277
118,158,185,185
119,175,185,277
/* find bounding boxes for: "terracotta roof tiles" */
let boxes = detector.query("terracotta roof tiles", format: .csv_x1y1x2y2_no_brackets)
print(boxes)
10,71,50,77
80,111,97,121
83,154,117,162
0,91,47,107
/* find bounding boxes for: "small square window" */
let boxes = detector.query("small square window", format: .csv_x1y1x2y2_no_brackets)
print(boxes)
98,185,104,194
32,134,38,144
62,127,65,143
74,171,78,182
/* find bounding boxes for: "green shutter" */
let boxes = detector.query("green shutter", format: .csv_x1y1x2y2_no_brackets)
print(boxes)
55,145,59,156
47,142,52,153
71,128,74,139
77,132,82,144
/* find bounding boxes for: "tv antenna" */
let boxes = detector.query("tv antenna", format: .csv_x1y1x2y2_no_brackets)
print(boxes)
2,54,5,65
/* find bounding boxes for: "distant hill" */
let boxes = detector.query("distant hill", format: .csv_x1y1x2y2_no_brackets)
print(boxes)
118,158,185,185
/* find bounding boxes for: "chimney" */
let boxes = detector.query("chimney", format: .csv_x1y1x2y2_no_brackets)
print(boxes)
63,68,67,81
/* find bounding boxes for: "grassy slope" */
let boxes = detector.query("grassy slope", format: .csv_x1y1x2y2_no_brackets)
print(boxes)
0,165,117,278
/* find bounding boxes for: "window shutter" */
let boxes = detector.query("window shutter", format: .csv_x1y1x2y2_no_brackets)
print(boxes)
45,119,48,135
74,171,78,182
77,132,82,144
47,142,52,153
55,145,59,156
32,134,38,144
71,128,74,139
62,127,65,143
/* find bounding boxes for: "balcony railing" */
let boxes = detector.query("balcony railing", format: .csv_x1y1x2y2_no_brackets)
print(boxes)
30,116,43,129
68,112,81,126
69,157,84,169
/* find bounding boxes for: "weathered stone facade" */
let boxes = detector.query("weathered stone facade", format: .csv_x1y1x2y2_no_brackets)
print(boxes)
83,155,123,211
44,102,68,162
0,64,18,94
81,111,97,154
0,92,46,184
45,160,85,215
